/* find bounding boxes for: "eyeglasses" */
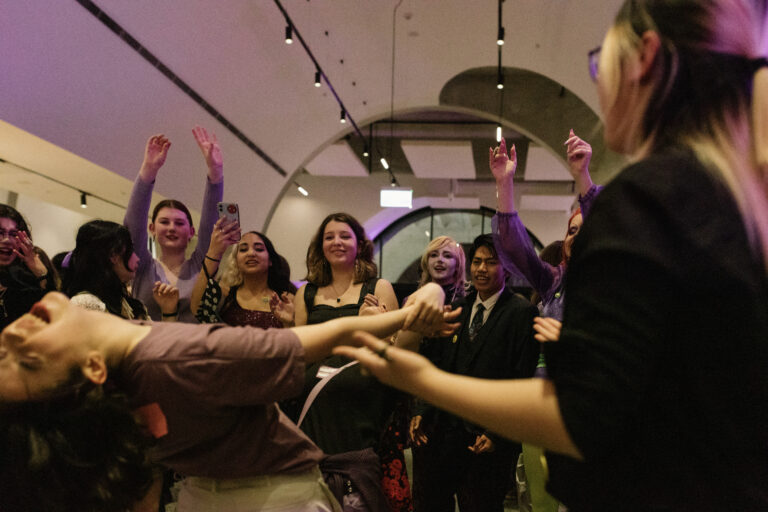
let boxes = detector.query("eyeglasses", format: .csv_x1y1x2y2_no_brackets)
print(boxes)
0,229,19,240
588,45,602,82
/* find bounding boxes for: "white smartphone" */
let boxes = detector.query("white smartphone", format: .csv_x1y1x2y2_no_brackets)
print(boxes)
217,202,240,224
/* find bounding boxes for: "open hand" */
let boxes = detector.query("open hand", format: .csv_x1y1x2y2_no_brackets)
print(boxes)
208,218,240,259
270,291,296,326
489,137,517,183
13,232,46,277
192,126,223,183
140,134,171,181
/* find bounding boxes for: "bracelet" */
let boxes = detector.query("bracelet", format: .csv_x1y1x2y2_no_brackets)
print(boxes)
161,310,179,317
36,273,49,282
205,255,221,262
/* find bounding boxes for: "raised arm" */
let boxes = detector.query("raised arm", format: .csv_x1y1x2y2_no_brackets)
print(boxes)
190,127,225,265
189,218,239,316
124,135,171,263
334,333,581,459
490,137,561,296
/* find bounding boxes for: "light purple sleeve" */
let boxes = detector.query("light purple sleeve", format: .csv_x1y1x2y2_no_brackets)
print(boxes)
188,179,224,267
124,177,154,266
492,212,563,302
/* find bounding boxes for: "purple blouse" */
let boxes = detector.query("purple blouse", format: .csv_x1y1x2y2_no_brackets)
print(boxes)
492,184,602,321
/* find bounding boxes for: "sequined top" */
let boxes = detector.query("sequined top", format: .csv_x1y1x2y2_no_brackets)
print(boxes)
220,287,283,329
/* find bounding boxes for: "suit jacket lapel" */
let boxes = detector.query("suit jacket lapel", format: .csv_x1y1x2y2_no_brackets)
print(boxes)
464,289,511,368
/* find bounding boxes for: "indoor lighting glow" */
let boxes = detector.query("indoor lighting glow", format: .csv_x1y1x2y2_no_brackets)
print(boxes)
363,150,369,157
380,187,413,208
285,25,293,44
497,27,505,45
340,109,346,123
297,185,308,196
496,125,502,142
380,157,389,169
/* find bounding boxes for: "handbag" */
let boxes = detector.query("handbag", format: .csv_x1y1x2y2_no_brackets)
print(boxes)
298,362,389,512
194,264,223,324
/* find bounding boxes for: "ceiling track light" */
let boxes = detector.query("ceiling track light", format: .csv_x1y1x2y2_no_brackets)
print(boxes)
497,26,505,45
380,157,390,170
497,77,504,90
80,192,87,208
340,109,346,123
314,70,321,87
285,25,293,44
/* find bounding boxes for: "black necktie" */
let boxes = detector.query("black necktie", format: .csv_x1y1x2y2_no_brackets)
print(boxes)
468,303,485,341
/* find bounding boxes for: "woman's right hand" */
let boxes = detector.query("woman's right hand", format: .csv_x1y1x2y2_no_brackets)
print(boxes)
139,134,171,182
208,218,240,259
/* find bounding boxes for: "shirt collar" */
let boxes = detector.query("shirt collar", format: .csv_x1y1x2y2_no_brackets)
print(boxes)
472,284,504,313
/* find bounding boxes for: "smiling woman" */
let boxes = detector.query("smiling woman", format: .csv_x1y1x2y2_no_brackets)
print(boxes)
190,223,297,328
0,204,56,331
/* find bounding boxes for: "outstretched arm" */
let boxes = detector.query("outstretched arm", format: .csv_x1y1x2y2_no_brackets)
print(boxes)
335,332,581,459
489,137,517,213
291,283,460,363
189,218,239,315
564,129,594,198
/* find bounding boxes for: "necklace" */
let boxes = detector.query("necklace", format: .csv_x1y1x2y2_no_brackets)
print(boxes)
329,280,352,303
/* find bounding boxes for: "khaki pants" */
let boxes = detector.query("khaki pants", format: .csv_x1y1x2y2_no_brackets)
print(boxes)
178,466,342,512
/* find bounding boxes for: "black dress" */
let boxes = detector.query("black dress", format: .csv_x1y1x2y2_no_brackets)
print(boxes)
283,278,413,511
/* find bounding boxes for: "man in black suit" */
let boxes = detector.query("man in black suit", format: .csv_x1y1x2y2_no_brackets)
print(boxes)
410,234,539,512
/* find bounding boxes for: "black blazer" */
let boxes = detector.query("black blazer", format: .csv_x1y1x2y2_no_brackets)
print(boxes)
417,287,539,443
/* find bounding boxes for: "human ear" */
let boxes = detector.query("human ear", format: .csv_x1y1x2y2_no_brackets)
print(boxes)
148,221,156,237
636,30,662,83
82,351,108,385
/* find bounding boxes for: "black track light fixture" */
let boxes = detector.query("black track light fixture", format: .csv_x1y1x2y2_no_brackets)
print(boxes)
285,25,293,44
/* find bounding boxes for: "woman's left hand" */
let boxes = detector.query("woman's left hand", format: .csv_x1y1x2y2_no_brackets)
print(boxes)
270,291,296,326
13,232,46,278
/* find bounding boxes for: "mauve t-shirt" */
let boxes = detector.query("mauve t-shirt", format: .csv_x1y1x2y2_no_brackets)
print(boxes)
117,322,323,478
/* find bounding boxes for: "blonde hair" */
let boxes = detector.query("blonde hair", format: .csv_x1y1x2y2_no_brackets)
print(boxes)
418,236,467,295
606,0,768,272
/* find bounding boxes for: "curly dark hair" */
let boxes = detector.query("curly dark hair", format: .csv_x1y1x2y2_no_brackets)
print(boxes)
304,212,377,286
0,377,154,512
63,220,147,319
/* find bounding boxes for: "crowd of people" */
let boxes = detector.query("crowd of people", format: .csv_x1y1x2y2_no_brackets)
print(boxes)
1,0,767,511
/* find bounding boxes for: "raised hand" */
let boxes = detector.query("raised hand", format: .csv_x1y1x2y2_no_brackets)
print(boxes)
13,232,46,277
192,126,223,183
270,291,296,326
139,134,171,182
152,281,179,318
533,316,562,342
564,129,592,179
207,218,240,260
489,137,517,183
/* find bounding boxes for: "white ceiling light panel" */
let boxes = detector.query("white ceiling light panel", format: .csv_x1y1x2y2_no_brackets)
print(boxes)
401,140,476,179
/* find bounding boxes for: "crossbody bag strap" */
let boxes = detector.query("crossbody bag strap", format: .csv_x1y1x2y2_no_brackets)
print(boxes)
297,360,358,428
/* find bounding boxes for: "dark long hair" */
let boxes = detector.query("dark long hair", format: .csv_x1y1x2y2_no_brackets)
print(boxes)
0,383,153,512
0,204,38,288
63,220,146,319
305,212,377,286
